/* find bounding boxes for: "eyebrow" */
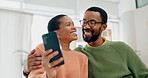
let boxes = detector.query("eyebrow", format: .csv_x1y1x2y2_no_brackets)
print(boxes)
82,19,96,21
89,20,97,21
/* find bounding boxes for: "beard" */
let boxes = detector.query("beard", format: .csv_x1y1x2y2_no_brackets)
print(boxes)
82,28,101,43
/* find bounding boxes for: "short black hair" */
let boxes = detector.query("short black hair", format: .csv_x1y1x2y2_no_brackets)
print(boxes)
48,14,67,32
85,6,108,24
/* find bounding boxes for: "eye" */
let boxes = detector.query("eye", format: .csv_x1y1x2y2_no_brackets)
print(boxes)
89,21,96,24
66,24,70,26
66,22,74,26
66,24,71,26
65,23,71,26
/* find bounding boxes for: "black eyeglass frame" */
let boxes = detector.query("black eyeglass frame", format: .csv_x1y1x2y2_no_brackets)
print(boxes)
79,20,102,27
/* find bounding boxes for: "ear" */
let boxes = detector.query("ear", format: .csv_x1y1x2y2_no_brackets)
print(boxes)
101,24,107,31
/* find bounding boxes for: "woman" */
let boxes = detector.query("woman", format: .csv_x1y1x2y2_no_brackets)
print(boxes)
28,14,88,78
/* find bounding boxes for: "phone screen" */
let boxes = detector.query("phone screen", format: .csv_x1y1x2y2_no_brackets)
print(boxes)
42,31,64,67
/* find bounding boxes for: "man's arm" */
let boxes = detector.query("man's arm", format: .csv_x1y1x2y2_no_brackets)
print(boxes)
116,42,148,78
23,49,42,78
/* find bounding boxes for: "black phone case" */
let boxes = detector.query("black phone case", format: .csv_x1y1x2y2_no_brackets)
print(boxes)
42,31,64,67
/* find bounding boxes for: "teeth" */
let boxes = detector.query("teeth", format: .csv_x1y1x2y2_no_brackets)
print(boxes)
84,29,91,33
84,31,91,35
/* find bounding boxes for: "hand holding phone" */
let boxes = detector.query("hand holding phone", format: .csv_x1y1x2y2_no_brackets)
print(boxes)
42,31,64,67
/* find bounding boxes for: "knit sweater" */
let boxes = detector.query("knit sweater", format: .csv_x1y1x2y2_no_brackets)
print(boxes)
28,44,88,78
74,40,148,78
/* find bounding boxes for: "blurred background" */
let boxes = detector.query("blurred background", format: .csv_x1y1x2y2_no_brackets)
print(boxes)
0,0,148,78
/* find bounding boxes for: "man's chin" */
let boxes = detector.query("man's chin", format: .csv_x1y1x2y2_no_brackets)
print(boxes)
83,38,92,42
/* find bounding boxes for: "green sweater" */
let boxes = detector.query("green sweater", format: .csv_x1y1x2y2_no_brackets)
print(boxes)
74,40,148,78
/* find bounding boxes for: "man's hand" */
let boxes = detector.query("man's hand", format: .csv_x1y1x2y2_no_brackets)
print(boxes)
24,49,42,74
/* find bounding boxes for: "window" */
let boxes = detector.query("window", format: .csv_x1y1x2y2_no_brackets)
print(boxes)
136,0,148,8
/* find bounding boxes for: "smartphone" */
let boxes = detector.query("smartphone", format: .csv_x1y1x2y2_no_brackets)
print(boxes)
42,31,64,67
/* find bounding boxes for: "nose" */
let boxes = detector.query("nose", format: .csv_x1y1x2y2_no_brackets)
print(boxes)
71,26,76,31
72,26,76,29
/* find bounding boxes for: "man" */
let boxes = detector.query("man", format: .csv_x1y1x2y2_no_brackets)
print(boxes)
74,6,148,78
24,6,148,78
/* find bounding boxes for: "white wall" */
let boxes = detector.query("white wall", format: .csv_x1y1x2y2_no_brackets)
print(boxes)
79,0,118,17
118,0,148,66
24,0,76,10
134,5,148,66
24,0,118,17
0,9,32,78
118,0,136,17
118,0,136,49
31,15,51,49
119,11,137,49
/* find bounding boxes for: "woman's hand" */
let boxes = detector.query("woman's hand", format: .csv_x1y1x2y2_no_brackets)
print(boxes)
42,49,64,78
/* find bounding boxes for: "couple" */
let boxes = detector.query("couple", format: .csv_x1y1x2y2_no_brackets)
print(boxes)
24,6,148,78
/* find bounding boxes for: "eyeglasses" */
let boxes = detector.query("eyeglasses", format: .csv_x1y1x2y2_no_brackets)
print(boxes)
79,20,102,27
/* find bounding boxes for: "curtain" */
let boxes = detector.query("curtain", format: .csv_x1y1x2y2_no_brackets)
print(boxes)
0,9,32,78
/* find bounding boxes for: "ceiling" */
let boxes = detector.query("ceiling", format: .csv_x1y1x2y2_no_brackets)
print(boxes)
97,0,120,3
